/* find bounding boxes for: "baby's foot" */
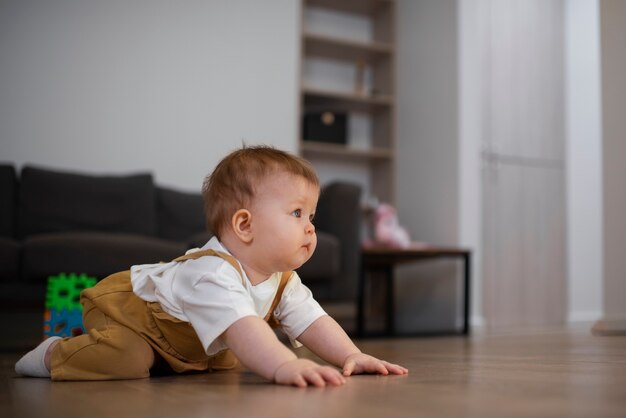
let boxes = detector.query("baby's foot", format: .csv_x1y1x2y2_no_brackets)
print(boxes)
14,336,62,377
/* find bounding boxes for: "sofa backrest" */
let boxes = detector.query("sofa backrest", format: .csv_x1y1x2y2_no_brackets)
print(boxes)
0,164,17,238
156,186,207,241
17,166,157,238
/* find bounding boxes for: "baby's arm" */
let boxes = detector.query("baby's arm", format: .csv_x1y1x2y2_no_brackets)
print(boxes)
220,316,346,387
297,315,408,377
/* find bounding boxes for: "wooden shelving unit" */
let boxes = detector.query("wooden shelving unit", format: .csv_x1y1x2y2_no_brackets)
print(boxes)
301,141,393,161
299,0,396,204
303,86,393,112
304,33,394,63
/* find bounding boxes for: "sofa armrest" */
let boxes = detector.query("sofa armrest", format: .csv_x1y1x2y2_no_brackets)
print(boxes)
156,186,207,242
314,182,362,301
0,164,17,238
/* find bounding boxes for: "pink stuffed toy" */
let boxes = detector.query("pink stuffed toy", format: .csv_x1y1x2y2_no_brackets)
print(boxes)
372,203,411,248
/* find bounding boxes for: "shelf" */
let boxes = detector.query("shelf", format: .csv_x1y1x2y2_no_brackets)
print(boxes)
303,86,393,113
306,0,394,16
300,0,396,203
304,33,393,63
300,141,393,161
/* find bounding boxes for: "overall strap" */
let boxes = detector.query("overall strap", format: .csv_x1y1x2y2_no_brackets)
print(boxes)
173,249,244,284
264,271,293,327
172,249,292,325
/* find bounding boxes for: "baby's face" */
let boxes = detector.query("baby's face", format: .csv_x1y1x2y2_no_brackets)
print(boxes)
248,171,319,273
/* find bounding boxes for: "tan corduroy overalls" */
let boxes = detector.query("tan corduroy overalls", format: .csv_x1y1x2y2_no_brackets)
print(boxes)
49,249,291,381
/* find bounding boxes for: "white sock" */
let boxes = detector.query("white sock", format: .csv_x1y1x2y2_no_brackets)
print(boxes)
14,336,62,378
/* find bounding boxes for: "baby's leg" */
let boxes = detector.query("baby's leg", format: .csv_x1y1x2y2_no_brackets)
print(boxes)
50,304,155,381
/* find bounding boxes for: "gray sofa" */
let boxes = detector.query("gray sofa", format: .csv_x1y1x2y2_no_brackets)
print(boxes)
0,164,361,348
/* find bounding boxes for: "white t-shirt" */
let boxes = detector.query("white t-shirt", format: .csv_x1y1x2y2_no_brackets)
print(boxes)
130,237,326,356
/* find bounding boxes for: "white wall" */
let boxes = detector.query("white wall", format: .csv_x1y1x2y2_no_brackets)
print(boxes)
599,0,626,324
565,0,603,323
396,0,463,332
397,0,459,246
0,0,300,192
458,0,484,327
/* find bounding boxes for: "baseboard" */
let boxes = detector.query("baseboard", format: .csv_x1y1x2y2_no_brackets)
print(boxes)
592,314,626,336
567,311,603,325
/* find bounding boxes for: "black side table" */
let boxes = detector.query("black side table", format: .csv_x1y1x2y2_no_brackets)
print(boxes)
356,244,471,337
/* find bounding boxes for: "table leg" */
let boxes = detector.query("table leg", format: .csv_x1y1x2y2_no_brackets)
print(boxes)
356,256,365,337
385,265,395,336
463,252,471,335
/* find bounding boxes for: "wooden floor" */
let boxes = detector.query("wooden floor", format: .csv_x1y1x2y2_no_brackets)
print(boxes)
1,327,625,418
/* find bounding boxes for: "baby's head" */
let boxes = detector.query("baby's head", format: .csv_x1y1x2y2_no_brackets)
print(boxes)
202,145,320,239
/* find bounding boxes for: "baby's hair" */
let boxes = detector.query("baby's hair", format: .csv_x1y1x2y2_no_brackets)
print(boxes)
202,145,319,237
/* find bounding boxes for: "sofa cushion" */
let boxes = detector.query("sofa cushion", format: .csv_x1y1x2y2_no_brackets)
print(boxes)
17,166,157,239
0,237,19,282
0,164,17,238
156,187,207,241
21,232,187,283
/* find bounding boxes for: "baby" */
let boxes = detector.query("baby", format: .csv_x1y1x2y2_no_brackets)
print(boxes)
15,145,407,387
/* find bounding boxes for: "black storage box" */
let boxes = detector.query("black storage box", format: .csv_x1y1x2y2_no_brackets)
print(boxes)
303,111,347,144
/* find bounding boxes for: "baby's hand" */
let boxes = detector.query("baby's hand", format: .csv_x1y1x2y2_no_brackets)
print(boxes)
273,359,346,388
342,352,408,377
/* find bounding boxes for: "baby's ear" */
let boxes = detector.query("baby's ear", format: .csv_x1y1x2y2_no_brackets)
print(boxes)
231,209,253,243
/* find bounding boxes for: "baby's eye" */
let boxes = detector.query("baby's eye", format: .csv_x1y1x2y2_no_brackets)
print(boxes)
292,209,302,218
309,213,315,223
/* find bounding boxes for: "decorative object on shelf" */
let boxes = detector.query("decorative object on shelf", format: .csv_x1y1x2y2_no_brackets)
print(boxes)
43,273,97,339
367,202,411,248
303,111,348,144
